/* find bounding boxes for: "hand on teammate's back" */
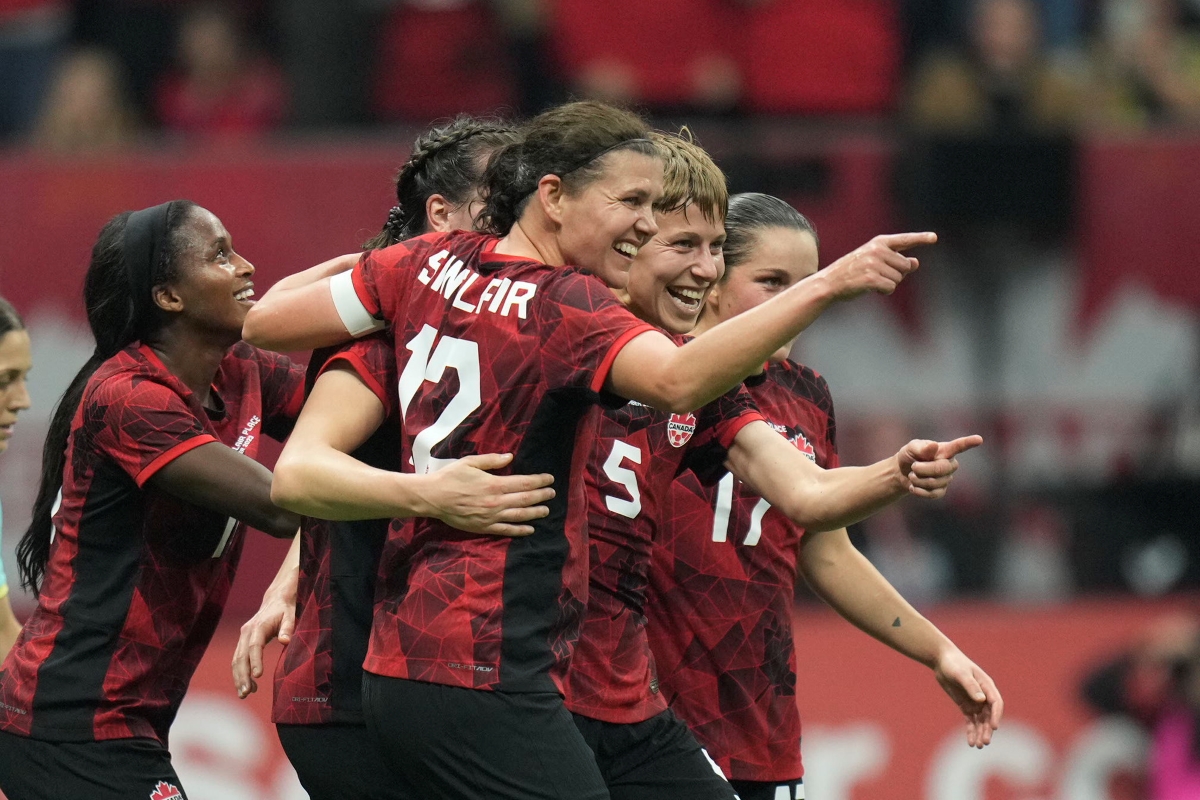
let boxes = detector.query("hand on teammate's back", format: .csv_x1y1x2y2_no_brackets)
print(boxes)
895,435,983,499
820,232,937,300
415,452,556,537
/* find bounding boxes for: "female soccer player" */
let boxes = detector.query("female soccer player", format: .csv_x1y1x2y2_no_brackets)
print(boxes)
243,100,931,800
645,194,1004,800
234,116,527,800
0,200,304,800
0,296,31,661
565,135,984,800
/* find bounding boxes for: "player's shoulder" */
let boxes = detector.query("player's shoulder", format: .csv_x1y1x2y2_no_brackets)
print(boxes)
87,345,172,401
537,266,623,310
768,358,833,401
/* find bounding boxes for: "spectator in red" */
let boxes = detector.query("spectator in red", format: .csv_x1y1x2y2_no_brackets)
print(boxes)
155,2,286,138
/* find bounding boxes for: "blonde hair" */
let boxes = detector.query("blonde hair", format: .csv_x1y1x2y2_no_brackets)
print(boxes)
651,128,727,224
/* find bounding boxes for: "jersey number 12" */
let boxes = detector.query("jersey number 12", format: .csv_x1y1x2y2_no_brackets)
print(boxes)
399,325,482,474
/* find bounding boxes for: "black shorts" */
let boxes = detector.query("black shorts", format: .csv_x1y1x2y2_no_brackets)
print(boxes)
571,710,739,800
0,730,186,800
277,722,414,800
362,672,609,800
729,778,805,800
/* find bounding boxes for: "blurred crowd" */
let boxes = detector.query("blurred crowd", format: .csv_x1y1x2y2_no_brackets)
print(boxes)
4,0,1200,151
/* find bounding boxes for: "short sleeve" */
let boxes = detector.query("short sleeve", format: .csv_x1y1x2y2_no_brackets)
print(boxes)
683,384,763,480
254,348,306,441
348,239,423,327
536,270,656,394
88,376,218,488
317,332,399,417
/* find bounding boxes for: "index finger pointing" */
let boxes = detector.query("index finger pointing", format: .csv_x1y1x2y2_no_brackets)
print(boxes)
938,435,983,458
876,232,937,252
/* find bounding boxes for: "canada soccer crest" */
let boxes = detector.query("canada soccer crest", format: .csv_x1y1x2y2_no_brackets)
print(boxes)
149,781,184,800
667,412,697,448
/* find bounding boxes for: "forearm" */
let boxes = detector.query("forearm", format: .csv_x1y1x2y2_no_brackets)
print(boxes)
260,253,360,301
618,273,838,412
265,533,301,596
799,529,954,669
273,445,428,521
243,254,362,351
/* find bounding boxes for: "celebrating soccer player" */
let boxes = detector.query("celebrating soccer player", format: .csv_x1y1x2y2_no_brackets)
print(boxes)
646,194,1004,800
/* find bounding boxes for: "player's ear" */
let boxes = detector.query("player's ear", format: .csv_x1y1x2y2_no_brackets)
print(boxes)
152,283,184,314
426,194,453,232
536,174,566,226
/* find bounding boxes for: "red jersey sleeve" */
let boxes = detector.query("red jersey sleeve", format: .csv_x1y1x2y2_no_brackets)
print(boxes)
349,238,426,322
254,347,305,441
317,332,399,417
535,269,656,394
88,375,217,488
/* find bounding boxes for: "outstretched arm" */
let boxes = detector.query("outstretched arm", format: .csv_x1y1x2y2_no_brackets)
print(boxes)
271,365,557,535
726,421,982,532
608,233,933,413
232,532,300,698
242,253,363,351
151,444,302,538
799,527,1003,747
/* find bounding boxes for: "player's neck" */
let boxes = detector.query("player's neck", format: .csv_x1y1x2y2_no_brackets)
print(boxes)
494,214,564,266
146,327,232,406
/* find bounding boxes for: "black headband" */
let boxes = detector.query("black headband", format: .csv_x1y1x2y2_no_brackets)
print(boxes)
123,202,173,335
561,137,654,178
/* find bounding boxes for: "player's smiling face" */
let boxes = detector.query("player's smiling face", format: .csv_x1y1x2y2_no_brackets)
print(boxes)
556,149,663,291
624,205,725,335
708,226,818,362
156,207,257,338
0,328,32,453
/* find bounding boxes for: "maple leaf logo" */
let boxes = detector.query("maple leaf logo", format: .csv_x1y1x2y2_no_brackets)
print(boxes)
149,781,184,800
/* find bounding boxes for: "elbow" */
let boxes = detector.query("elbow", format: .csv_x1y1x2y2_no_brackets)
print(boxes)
269,459,307,514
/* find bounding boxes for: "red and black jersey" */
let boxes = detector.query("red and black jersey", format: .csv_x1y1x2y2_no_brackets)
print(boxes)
565,341,761,725
340,230,656,694
273,333,399,726
645,360,837,782
0,342,303,744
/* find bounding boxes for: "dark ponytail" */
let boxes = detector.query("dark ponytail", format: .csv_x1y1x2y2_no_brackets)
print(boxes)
721,192,819,279
479,100,659,236
363,116,519,250
18,200,197,592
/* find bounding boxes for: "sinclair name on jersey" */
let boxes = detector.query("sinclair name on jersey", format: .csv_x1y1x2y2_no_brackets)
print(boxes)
417,249,538,318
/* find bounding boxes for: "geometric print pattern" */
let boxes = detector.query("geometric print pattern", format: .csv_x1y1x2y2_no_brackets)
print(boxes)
646,360,837,781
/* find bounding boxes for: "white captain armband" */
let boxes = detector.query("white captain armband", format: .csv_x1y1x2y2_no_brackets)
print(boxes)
330,270,385,337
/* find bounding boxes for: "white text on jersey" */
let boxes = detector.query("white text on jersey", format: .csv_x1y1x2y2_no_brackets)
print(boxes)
417,249,537,319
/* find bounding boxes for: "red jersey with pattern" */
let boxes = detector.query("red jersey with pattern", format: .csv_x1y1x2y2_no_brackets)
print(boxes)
0,342,303,744
565,351,761,724
273,333,400,725
645,360,837,781
344,230,656,693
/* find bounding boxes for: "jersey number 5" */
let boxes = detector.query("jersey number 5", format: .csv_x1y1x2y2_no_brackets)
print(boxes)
603,440,642,519
711,473,770,546
398,325,482,474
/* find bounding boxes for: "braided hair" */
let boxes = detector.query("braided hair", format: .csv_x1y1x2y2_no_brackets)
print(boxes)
363,116,518,249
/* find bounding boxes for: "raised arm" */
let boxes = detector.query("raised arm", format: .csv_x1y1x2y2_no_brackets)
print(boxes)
799,527,1003,747
725,420,982,532
242,253,363,351
151,444,301,538
608,233,933,412
271,365,557,535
